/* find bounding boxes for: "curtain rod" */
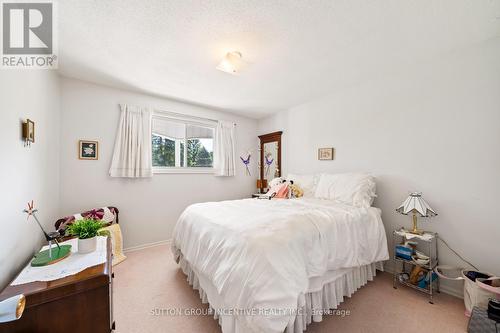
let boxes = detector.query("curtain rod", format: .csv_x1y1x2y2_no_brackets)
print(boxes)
154,109,236,126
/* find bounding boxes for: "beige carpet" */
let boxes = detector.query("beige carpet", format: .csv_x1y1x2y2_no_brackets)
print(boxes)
113,244,468,333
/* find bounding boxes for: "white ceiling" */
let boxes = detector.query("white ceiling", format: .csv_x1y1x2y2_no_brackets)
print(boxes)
58,0,500,118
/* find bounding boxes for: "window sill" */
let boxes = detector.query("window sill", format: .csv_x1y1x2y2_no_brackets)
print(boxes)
153,167,215,174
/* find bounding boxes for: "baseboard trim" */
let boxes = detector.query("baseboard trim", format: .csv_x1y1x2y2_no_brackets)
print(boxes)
124,239,171,253
438,284,464,299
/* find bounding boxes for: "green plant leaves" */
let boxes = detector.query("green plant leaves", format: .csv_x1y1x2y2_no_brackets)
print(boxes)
66,219,106,239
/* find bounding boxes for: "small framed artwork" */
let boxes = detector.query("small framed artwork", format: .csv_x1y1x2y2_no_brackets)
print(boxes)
318,147,334,160
79,140,99,160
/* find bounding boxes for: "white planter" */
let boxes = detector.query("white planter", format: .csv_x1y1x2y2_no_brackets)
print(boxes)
78,236,97,254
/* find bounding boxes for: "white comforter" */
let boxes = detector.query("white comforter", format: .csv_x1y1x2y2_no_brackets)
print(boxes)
172,198,389,333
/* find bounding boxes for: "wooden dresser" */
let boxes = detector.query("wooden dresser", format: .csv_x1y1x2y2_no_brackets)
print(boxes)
0,237,114,333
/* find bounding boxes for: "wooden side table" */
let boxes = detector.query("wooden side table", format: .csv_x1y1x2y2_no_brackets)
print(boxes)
0,237,114,332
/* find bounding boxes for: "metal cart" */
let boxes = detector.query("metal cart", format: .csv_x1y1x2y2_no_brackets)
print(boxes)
392,229,440,303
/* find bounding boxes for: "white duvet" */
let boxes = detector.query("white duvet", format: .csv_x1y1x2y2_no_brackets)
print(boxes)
172,198,389,333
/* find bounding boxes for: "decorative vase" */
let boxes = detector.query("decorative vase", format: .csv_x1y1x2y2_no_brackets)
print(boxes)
78,236,97,254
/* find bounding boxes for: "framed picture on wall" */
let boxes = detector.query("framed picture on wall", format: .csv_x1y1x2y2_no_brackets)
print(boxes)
318,147,334,160
79,140,99,160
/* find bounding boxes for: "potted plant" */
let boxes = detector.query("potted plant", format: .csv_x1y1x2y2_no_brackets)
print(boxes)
66,219,107,254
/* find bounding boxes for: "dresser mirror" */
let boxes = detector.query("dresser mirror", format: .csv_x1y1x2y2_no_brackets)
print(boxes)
258,131,282,192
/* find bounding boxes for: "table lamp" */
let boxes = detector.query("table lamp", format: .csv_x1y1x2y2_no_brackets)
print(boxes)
256,179,267,194
396,192,437,235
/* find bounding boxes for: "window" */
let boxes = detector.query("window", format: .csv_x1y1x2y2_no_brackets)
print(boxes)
152,113,215,173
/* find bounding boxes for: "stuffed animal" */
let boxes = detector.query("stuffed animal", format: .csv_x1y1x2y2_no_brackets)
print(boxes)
289,183,304,198
266,178,304,199
266,177,289,199
268,177,285,189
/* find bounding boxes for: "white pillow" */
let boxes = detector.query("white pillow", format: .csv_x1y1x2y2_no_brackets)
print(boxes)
286,173,319,197
314,173,376,207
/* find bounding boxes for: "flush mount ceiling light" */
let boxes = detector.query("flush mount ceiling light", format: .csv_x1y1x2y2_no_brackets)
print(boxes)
216,51,243,74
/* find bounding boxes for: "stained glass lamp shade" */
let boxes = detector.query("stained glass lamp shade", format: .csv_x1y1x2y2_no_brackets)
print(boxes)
396,192,437,234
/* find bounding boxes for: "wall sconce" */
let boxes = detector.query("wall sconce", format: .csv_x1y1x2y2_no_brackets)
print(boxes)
22,119,35,147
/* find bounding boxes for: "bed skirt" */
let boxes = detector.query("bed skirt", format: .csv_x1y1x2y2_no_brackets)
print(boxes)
175,249,381,333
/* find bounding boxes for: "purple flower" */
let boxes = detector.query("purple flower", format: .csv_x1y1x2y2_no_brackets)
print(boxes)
240,154,252,176
240,155,251,165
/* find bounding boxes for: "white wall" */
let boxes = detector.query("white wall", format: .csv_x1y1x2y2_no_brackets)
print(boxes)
258,39,500,296
0,71,61,290
59,78,258,249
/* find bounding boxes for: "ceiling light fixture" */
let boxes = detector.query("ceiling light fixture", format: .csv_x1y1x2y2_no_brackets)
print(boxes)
216,51,243,74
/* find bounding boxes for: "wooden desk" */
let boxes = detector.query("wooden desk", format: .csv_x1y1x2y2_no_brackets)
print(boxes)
0,237,114,333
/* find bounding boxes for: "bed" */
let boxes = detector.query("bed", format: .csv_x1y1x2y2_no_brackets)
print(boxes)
171,176,389,333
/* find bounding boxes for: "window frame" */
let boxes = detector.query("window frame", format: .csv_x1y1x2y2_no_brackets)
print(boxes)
152,111,216,174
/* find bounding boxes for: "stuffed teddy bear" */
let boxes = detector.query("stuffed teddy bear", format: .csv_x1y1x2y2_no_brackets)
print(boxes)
289,183,304,198
268,177,285,189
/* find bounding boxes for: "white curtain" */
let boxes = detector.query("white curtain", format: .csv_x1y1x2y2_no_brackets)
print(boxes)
213,121,236,177
109,104,153,178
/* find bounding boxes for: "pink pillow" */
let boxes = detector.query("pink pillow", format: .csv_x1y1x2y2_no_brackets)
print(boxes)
268,183,289,199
